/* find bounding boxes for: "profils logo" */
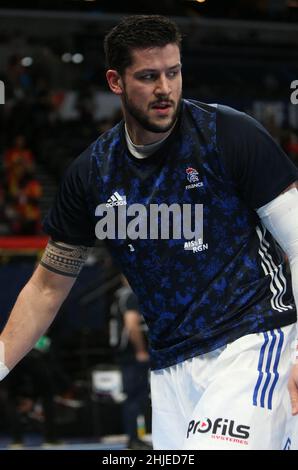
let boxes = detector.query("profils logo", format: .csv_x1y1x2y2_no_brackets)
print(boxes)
0,81,4,105
187,417,250,444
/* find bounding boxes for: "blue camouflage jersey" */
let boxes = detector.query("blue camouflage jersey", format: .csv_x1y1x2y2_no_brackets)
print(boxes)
43,100,298,370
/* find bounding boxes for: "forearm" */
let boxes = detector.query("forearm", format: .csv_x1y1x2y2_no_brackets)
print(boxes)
129,328,148,355
0,280,62,370
0,240,88,379
0,255,78,374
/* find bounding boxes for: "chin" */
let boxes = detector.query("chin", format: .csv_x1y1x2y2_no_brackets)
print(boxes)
148,119,174,133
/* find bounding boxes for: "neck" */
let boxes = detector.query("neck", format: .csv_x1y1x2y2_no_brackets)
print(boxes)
127,127,172,146
123,112,172,145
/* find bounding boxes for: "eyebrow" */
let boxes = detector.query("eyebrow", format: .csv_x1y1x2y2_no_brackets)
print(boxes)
134,63,182,75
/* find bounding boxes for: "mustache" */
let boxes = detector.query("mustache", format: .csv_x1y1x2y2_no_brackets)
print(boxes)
150,98,175,107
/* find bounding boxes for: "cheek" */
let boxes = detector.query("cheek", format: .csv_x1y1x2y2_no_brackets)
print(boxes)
175,78,182,94
130,87,151,105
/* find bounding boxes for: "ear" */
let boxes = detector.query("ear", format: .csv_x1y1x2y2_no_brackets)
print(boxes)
106,69,124,95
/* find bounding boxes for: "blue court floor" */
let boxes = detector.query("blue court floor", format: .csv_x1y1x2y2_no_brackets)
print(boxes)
0,434,129,450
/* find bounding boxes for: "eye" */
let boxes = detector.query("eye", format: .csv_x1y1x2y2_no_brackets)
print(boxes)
139,74,156,81
167,70,179,78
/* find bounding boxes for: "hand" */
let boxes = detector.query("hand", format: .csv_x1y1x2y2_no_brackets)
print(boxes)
288,364,298,415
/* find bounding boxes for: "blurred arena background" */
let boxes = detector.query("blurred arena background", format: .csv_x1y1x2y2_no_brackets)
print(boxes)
0,0,297,450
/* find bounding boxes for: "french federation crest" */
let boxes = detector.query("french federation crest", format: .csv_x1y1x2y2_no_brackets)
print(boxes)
186,167,199,183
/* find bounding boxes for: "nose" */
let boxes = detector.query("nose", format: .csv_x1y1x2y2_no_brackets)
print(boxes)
155,74,171,96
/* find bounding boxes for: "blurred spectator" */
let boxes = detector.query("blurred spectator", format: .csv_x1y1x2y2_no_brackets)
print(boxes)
17,169,43,235
113,278,152,450
3,135,43,234
0,186,11,235
4,134,35,198
6,54,33,100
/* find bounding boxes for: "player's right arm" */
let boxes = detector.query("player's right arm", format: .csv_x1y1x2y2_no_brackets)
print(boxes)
0,240,90,377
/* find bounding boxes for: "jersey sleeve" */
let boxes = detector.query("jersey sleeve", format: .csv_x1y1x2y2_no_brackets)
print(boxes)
125,292,139,312
217,105,298,209
118,290,139,315
43,146,96,246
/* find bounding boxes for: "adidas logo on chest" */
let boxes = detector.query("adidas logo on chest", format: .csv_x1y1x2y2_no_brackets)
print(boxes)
106,192,127,207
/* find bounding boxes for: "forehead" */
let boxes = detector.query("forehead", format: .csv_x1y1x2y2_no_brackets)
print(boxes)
128,43,181,72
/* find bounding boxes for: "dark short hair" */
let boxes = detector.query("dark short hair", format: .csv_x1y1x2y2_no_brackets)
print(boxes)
104,15,182,75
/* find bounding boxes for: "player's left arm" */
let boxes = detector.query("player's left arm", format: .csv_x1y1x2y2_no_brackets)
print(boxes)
257,181,298,415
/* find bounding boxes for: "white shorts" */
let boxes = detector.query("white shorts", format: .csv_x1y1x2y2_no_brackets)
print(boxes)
150,324,297,450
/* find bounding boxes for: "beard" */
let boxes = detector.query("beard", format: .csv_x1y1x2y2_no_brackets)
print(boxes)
122,89,182,134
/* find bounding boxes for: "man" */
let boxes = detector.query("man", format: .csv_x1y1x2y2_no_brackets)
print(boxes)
0,15,297,449
113,278,151,450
